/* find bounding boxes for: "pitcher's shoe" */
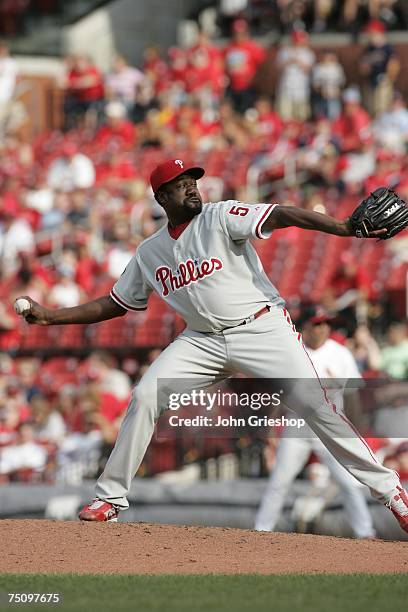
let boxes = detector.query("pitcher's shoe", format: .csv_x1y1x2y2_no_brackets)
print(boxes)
386,486,408,534
79,498,120,522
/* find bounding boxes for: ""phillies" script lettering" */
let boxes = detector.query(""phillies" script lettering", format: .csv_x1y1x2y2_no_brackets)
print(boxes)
155,258,223,296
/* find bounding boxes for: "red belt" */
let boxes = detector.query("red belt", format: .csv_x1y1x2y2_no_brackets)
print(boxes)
224,305,270,331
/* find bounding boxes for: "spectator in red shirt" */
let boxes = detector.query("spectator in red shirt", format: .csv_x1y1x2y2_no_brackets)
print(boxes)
0,302,21,351
75,243,100,295
250,97,282,148
55,385,82,433
384,442,408,482
334,253,372,297
185,47,213,95
142,45,169,94
185,31,225,103
63,54,105,129
165,47,189,107
11,253,51,309
57,389,123,484
224,19,266,113
325,251,373,323
168,47,188,86
80,378,127,424
365,149,402,193
96,101,136,150
333,87,372,153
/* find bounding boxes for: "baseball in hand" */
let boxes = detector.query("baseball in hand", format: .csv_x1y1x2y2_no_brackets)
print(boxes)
14,298,31,315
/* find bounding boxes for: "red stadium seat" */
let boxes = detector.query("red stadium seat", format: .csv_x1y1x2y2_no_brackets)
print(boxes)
21,325,54,349
91,318,128,348
54,324,86,348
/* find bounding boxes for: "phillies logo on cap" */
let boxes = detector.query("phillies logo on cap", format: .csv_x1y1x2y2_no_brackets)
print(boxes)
150,159,205,194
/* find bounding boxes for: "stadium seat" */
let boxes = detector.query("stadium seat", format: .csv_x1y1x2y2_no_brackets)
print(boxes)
21,325,54,349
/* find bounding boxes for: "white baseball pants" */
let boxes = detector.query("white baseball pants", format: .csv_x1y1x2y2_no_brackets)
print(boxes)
95,306,399,509
254,430,376,538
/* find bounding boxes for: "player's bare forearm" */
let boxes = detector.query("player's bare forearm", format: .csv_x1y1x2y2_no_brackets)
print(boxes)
17,295,126,326
47,295,126,325
265,205,352,237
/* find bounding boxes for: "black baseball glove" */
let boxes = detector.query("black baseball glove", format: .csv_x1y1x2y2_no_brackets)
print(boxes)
349,187,408,240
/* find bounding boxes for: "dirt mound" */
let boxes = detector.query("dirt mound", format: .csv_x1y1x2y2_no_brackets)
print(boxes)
1,520,407,575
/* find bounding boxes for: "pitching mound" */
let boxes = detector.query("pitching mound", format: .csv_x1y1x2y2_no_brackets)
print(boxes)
1,520,407,574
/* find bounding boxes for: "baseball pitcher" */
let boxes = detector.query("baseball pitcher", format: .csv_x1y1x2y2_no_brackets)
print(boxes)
15,159,408,531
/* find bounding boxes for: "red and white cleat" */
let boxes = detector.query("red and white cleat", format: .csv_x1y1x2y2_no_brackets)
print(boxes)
78,498,120,522
386,486,408,534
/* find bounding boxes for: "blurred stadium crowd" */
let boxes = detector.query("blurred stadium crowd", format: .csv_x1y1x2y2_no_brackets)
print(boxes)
0,4,407,486
1,1,408,37
216,0,408,35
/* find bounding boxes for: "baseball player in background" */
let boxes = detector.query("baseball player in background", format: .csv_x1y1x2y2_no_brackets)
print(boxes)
255,306,376,538
15,159,408,532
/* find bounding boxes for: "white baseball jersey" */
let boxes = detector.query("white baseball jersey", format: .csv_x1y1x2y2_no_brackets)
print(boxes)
110,201,285,333
306,338,362,411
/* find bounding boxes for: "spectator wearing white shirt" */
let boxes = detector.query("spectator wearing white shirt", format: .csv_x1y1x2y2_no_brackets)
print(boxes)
0,422,47,478
312,52,345,120
31,394,67,445
105,55,145,116
0,40,16,103
106,217,135,279
48,273,82,308
0,198,34,277
47,142,95,192
87,351,132,402
276,30,316,121
0,41,17,133
48,249,84,309
373,91,408,153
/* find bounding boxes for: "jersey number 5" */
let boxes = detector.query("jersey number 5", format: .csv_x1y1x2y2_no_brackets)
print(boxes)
228,205,249,216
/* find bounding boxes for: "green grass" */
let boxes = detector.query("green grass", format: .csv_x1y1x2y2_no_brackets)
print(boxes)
0,574,406,612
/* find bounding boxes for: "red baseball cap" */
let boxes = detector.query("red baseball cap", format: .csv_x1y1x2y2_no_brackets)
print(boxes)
301,305,336,326
0,194,19,217
291,30,309,45
150,159,205,194
309,311,334,325
366,20,386,34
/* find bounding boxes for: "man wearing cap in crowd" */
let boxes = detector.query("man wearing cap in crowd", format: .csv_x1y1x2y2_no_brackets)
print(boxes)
360,20,400,115
276,30,316,121
255,305,376,538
